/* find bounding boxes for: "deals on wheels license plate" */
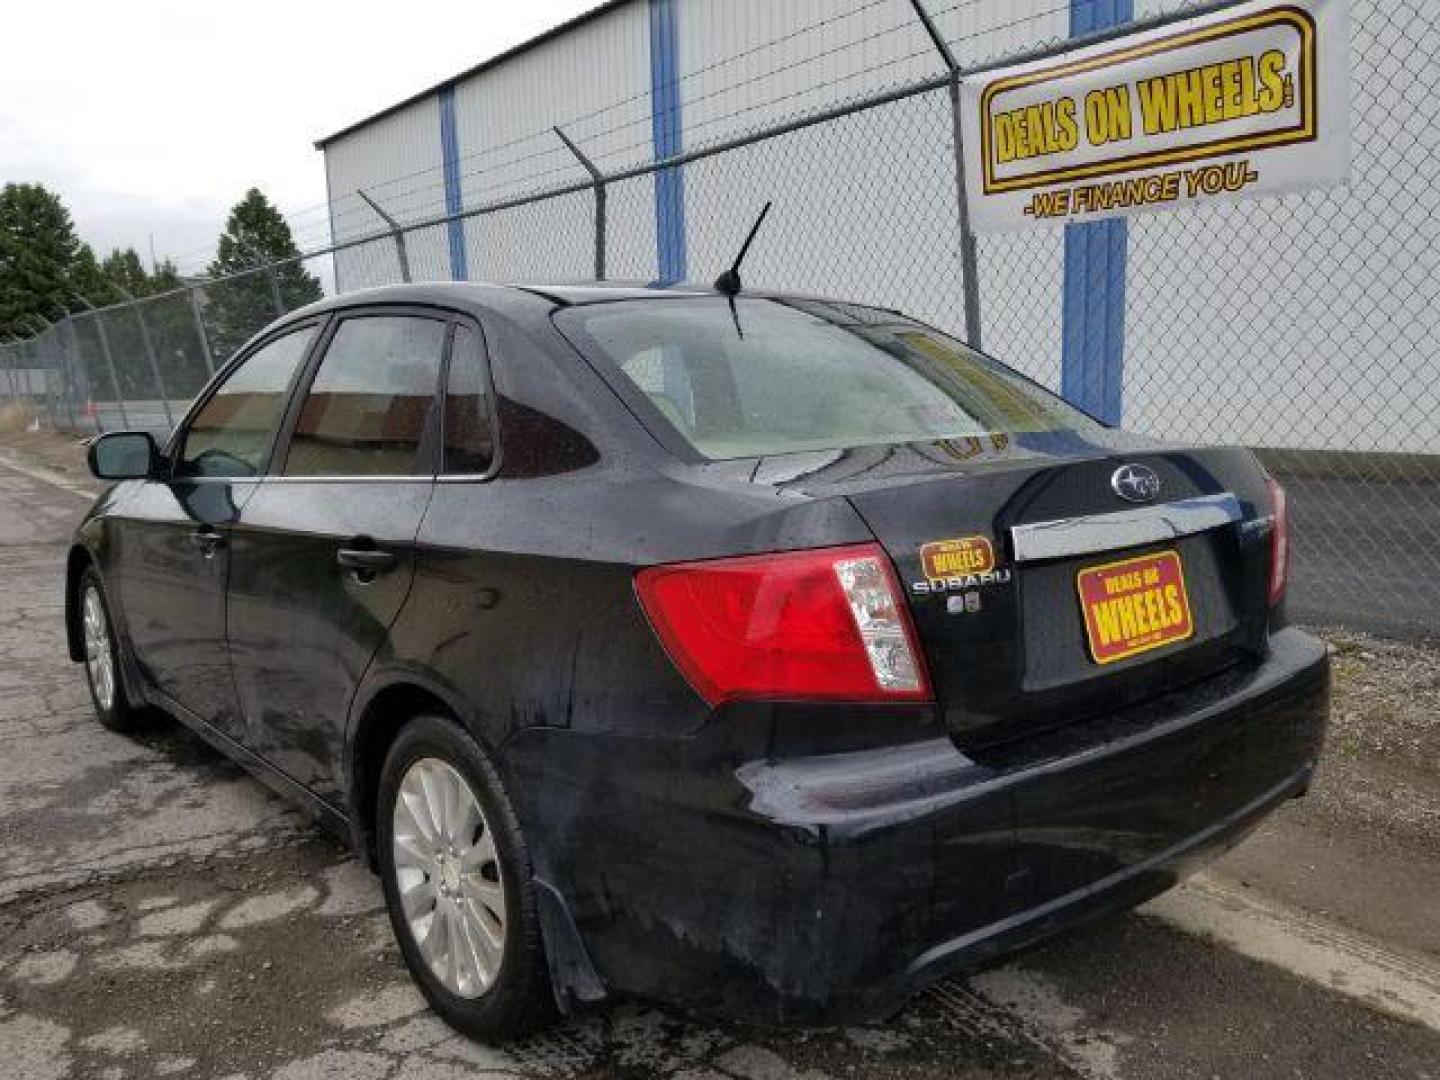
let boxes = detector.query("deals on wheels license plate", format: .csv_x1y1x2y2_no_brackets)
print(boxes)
1077,550,1194,665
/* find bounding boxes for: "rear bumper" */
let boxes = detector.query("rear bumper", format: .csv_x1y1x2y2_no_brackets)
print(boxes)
509,627,1329,1023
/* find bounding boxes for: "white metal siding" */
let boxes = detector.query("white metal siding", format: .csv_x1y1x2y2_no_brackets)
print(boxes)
669,0,1074,348
319,0,1436,452
1114,0,1440,452
452,1,653,281
324,101,448,289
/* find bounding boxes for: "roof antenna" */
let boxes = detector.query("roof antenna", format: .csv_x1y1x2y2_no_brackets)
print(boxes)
714,202,772,297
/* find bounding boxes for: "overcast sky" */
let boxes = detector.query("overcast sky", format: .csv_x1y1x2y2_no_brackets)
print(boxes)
2,0,600,276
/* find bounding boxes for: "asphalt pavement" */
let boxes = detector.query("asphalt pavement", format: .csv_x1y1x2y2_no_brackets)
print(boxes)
1,458,1438,1079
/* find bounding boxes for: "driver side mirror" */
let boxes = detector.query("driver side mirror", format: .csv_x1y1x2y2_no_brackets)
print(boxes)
87,431,162,481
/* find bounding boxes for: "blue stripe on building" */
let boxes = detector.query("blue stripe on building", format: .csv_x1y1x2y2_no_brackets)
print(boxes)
438,85,469,281
1060,0,1132,424
649,0,687,284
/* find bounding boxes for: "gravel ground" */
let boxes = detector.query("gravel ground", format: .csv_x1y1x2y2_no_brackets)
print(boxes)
1326,629,1440,780
1311,628,1440,860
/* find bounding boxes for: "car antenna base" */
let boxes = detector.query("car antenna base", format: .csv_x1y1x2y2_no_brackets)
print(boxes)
713,202,773,297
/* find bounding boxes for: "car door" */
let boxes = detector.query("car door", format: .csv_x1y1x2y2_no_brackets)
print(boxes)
224,308,449,805
111,321,321,735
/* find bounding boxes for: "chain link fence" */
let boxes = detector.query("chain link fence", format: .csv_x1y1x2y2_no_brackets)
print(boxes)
1,0,1434,638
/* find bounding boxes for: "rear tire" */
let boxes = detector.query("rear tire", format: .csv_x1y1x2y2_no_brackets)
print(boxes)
376,713,556,1042
78,568,141,734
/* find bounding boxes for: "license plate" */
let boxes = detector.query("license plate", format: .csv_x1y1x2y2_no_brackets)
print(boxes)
1076,550,1194,665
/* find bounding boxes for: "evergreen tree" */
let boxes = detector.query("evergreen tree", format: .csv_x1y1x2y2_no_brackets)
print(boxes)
71,244,119,308
149,259,183,294
0,183,82,338
204,188,322,358
100,248,150,298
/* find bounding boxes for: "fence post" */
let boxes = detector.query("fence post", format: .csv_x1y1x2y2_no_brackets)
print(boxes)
36,320,57,410
190,287,216,377
37,322,60,430
358,190,413,284
49,323,78,433
20,317,53,428
266,266,286,317
9,331,35,408
63,318,98,434
117,290,175,431
554,126,608,281
908,0,983,350
75,297,130,431
12,341,28,405
2,337,21,404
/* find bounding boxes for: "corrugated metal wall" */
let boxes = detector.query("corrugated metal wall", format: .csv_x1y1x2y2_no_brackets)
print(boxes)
326,105,449,290
320,0,1438,452
453,2,654,282
320,0,1079,306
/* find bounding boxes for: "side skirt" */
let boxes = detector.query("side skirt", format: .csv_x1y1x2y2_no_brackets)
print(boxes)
150,690,355,844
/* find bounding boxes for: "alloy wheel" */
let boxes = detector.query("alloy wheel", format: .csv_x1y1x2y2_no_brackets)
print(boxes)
392,757,508,998
82,584,115,712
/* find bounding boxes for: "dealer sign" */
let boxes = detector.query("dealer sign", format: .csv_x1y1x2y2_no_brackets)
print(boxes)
960,0,1350,232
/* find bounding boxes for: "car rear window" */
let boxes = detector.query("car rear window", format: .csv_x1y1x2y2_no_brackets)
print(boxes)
557,297,1098,461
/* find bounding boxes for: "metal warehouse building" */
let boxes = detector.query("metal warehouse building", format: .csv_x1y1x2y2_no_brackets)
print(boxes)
316,0,1438,455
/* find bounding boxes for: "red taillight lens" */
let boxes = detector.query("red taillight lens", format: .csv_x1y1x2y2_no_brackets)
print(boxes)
1267,476,1290,605
635,544,932,707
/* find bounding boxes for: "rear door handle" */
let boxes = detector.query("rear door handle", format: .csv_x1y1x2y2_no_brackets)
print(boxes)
191,528,225,556
336,548,397,573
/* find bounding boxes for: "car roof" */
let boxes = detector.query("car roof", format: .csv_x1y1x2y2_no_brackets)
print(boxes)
273,282,909,342
287,280,874,316
298,281,705,313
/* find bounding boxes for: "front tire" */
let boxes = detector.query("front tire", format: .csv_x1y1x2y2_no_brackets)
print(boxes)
377,714,556,1042
78,568,140,733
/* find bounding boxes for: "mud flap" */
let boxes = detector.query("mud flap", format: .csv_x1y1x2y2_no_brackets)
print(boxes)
535,877,607,1012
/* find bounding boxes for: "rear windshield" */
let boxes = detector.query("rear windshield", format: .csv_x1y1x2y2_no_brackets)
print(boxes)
558,297,1098,461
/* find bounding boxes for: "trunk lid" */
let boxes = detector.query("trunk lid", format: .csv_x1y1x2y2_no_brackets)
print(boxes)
758,430,1275,749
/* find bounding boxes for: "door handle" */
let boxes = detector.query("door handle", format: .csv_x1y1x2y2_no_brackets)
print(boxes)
336,548,397,573
190,529,225,556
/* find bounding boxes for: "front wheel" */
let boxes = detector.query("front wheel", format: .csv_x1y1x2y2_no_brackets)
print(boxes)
376,714,556,1041
78,568,140,733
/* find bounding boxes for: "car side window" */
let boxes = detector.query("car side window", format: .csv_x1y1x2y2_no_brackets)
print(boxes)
282,315,447,478
443,324,495,475
176,326,317,479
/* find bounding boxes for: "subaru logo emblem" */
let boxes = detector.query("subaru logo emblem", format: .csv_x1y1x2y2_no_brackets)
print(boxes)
1111,464,1161,503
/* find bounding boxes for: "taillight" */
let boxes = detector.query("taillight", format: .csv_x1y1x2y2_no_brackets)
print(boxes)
1267,476,1290,605
635,544,932,707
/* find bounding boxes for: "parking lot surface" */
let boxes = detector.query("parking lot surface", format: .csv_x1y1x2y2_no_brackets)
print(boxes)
2,454,1438,1080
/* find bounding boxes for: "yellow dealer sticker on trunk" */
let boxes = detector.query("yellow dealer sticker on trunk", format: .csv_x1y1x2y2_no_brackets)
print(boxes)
921,536,997,581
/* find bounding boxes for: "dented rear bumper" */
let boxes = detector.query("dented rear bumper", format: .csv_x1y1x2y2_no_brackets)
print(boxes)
506,627,1329,1023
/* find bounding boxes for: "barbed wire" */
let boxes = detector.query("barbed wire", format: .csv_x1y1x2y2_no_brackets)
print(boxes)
319,0,1062,240
306,0,1073,256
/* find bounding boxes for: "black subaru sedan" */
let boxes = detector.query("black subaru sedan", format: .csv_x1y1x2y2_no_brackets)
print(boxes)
68,283,1328,1041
